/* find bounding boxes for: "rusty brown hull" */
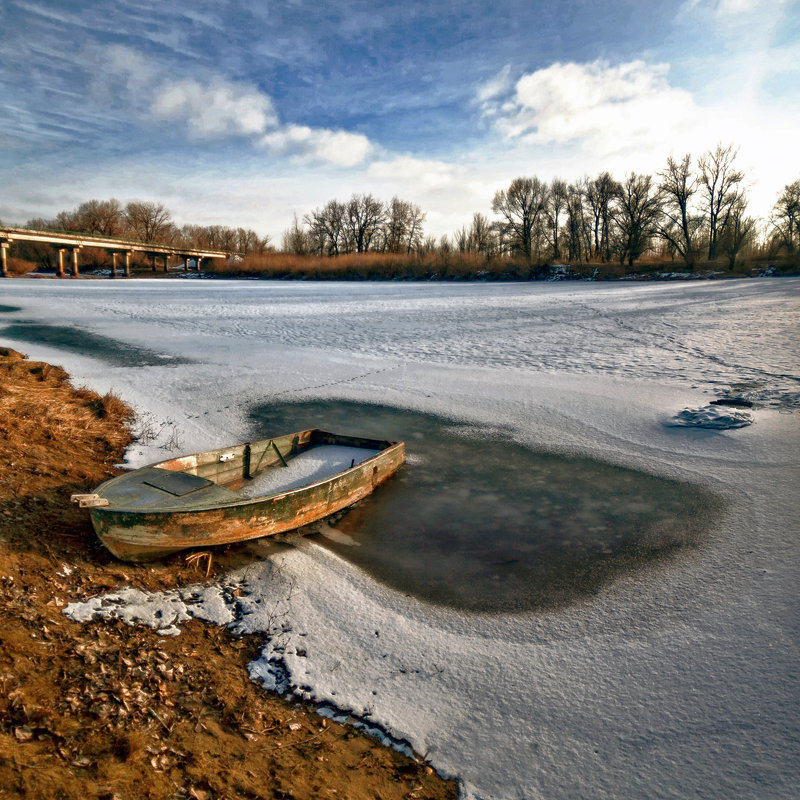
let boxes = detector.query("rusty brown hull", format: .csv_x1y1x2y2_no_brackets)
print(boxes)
87,429,405,562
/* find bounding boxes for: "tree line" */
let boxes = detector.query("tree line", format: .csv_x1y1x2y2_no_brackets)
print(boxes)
5,142,798,278
279,145,798,272
23,198,271,257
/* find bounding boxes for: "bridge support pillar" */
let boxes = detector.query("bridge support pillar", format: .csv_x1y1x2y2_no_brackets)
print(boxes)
110,251,118,278
184,256,190,271
71,248,80,277
1,243,8,277
151,254,157,272
124,251,132,278
57,248,66,278
163,254,169,272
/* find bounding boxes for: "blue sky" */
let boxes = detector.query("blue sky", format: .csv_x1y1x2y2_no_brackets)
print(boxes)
1,0,798,240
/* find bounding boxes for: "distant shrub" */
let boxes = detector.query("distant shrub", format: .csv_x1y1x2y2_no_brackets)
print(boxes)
6,257,38,275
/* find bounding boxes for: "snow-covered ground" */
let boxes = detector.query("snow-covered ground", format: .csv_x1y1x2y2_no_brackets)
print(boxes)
2,277,798,799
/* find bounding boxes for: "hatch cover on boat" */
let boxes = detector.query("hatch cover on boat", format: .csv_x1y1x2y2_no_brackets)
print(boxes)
143,471,215,497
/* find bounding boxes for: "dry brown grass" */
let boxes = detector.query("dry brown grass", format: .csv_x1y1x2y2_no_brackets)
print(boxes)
216,250,536,281
5,258,38,276
210,248,795,282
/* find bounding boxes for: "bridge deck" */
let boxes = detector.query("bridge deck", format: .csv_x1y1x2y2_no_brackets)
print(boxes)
0,225,232,277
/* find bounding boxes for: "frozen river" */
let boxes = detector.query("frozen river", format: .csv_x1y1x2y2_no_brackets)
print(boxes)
2,277,798,798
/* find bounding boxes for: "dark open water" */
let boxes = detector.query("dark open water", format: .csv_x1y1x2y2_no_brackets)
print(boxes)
250,400,721,613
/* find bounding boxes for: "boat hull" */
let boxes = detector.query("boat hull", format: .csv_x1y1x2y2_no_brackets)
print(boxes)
88,430,405,562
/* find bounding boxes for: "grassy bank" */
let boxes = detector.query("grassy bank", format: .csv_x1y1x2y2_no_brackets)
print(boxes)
0,348,456,800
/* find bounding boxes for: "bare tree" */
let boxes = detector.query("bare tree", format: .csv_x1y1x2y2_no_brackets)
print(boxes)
73,199,124,236
469,212,494,256
346,193,385,253
405,202,425,254
382,197,425,253
770,179,800,255
584,172,617,261
454,225,470,252
613,173,663,267
235,227,270,256
699,144,745,261
491,177,549,260
304,200,346,256
281,214,310,254
719,196,757,270
124,201,173,243
564,182,588,262
657,155,703,269
548,179,568,260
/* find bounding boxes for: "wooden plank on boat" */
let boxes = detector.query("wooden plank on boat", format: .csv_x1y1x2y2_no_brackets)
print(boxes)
143,471,215,496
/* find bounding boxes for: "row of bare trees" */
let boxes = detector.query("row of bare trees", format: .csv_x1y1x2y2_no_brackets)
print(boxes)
482,146,800,269
282,194,425,256
281,194,427,256
479,145,765,269
282,145,797,272
25,199,271,256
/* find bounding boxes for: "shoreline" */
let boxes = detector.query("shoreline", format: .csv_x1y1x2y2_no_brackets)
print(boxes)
6,268,792,283
0,348,457,799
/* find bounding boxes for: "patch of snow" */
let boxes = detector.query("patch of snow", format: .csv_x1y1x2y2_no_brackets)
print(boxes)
63,587,190,636
239,445,379,498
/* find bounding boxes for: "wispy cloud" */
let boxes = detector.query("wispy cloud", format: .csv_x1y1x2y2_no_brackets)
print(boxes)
681,0,789,17
476,65,513,104
98,45,372,165
368,157,463,192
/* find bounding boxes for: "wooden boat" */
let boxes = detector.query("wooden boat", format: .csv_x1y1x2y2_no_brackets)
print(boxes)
72,429,405,562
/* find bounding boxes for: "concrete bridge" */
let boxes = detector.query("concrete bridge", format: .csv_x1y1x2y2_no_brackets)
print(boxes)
0,226,231,278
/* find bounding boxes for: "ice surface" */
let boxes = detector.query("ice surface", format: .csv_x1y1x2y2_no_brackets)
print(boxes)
239,444,379,497
4,277,799,799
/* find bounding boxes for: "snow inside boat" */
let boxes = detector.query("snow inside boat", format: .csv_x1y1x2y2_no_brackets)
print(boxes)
72,429,405,562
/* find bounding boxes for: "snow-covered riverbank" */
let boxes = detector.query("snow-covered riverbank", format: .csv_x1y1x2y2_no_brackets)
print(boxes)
3,277,798,799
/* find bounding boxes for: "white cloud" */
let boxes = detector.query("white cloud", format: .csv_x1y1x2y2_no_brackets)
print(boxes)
259,125,372,167
151,78,278,138
489,60,697,157
476,65,513,104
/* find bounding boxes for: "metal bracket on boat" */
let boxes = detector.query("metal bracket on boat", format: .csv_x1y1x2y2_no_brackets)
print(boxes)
271,441,289,467
71,493,110,508
219,452,237,462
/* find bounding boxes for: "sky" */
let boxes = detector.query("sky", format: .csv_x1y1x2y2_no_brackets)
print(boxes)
1,0,798,242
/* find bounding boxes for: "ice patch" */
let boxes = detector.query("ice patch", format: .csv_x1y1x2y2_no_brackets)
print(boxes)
671,405,754,429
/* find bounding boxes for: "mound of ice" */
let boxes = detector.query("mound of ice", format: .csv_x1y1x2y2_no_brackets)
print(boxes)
671,405,754,429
